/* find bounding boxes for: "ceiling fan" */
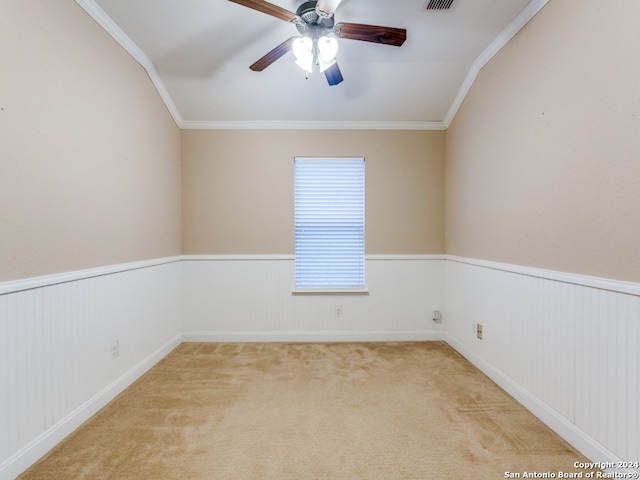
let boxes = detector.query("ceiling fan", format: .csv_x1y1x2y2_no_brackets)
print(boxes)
228,0,407,86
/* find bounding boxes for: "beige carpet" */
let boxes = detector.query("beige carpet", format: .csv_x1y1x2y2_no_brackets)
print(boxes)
20,342,591,479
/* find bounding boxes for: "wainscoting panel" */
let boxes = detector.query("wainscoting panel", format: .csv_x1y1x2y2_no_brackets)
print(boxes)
574,286,639,465
3,254,638,478
0,260,183,480
182,255,445,342
444,257,640,469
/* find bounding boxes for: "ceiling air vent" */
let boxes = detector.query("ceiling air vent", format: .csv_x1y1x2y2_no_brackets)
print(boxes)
424,0,454,10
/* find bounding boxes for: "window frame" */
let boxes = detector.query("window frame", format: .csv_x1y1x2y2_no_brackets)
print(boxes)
293,156,367,294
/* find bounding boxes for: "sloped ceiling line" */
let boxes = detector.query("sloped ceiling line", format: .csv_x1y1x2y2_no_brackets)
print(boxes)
442,0,549,127
74,0,183,125
75,0,548,131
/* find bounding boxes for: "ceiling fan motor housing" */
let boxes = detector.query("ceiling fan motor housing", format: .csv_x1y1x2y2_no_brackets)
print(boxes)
295,1,335,34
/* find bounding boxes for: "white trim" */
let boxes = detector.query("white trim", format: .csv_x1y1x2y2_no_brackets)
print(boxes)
0,255,445,295
74,0,184,127
444,333,626,470
182,330,445,343
181,254,445,262
4,254,634,297
182,254,294,262
446,255,640,296
0,334,182,480
292,288,370,295
180,120,447,131
366,254,445,261
0,257,182,295
443,0,549,127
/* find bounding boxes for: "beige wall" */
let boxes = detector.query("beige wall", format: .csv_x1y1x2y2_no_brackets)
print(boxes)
0,1,182,282
182,129,445,254
445,0,640,283
10,0,638,283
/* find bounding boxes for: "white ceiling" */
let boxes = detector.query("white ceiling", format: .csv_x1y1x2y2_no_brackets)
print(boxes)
77,0,547,129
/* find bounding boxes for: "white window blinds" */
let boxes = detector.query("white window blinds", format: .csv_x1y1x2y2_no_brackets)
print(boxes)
294,157,365,290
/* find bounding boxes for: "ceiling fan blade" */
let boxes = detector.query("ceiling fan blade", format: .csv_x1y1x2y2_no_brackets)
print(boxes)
335,22,407,47
228,0,296,22
250,37,296,71
316,0,343,18
324,62,344,86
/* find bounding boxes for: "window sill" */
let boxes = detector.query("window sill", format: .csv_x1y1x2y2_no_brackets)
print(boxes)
292,288,369,296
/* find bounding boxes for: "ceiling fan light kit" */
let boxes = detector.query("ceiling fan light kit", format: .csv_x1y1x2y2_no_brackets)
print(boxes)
317,36,339,64
228,0,407,86
293,30,338,76
292,36,313,73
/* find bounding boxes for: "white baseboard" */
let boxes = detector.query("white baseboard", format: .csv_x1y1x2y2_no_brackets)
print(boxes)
0,334,182,480
444,333,626,472
182,330,445,343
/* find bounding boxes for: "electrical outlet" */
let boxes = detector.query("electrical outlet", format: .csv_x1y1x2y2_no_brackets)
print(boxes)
335,306,343,317
111,340,119,359
432,307,442,322
476,324,483,340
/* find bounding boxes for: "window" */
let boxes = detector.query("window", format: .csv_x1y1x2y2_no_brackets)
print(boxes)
294,157,365,291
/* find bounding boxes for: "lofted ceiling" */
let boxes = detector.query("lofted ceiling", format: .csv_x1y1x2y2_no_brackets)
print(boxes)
77,0,547,129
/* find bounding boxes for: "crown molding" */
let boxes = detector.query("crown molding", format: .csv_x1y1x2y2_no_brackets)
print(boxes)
74,0,184,126
74,0,443,132
442,0,549,128
180,120,447,131
77,0,547,132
